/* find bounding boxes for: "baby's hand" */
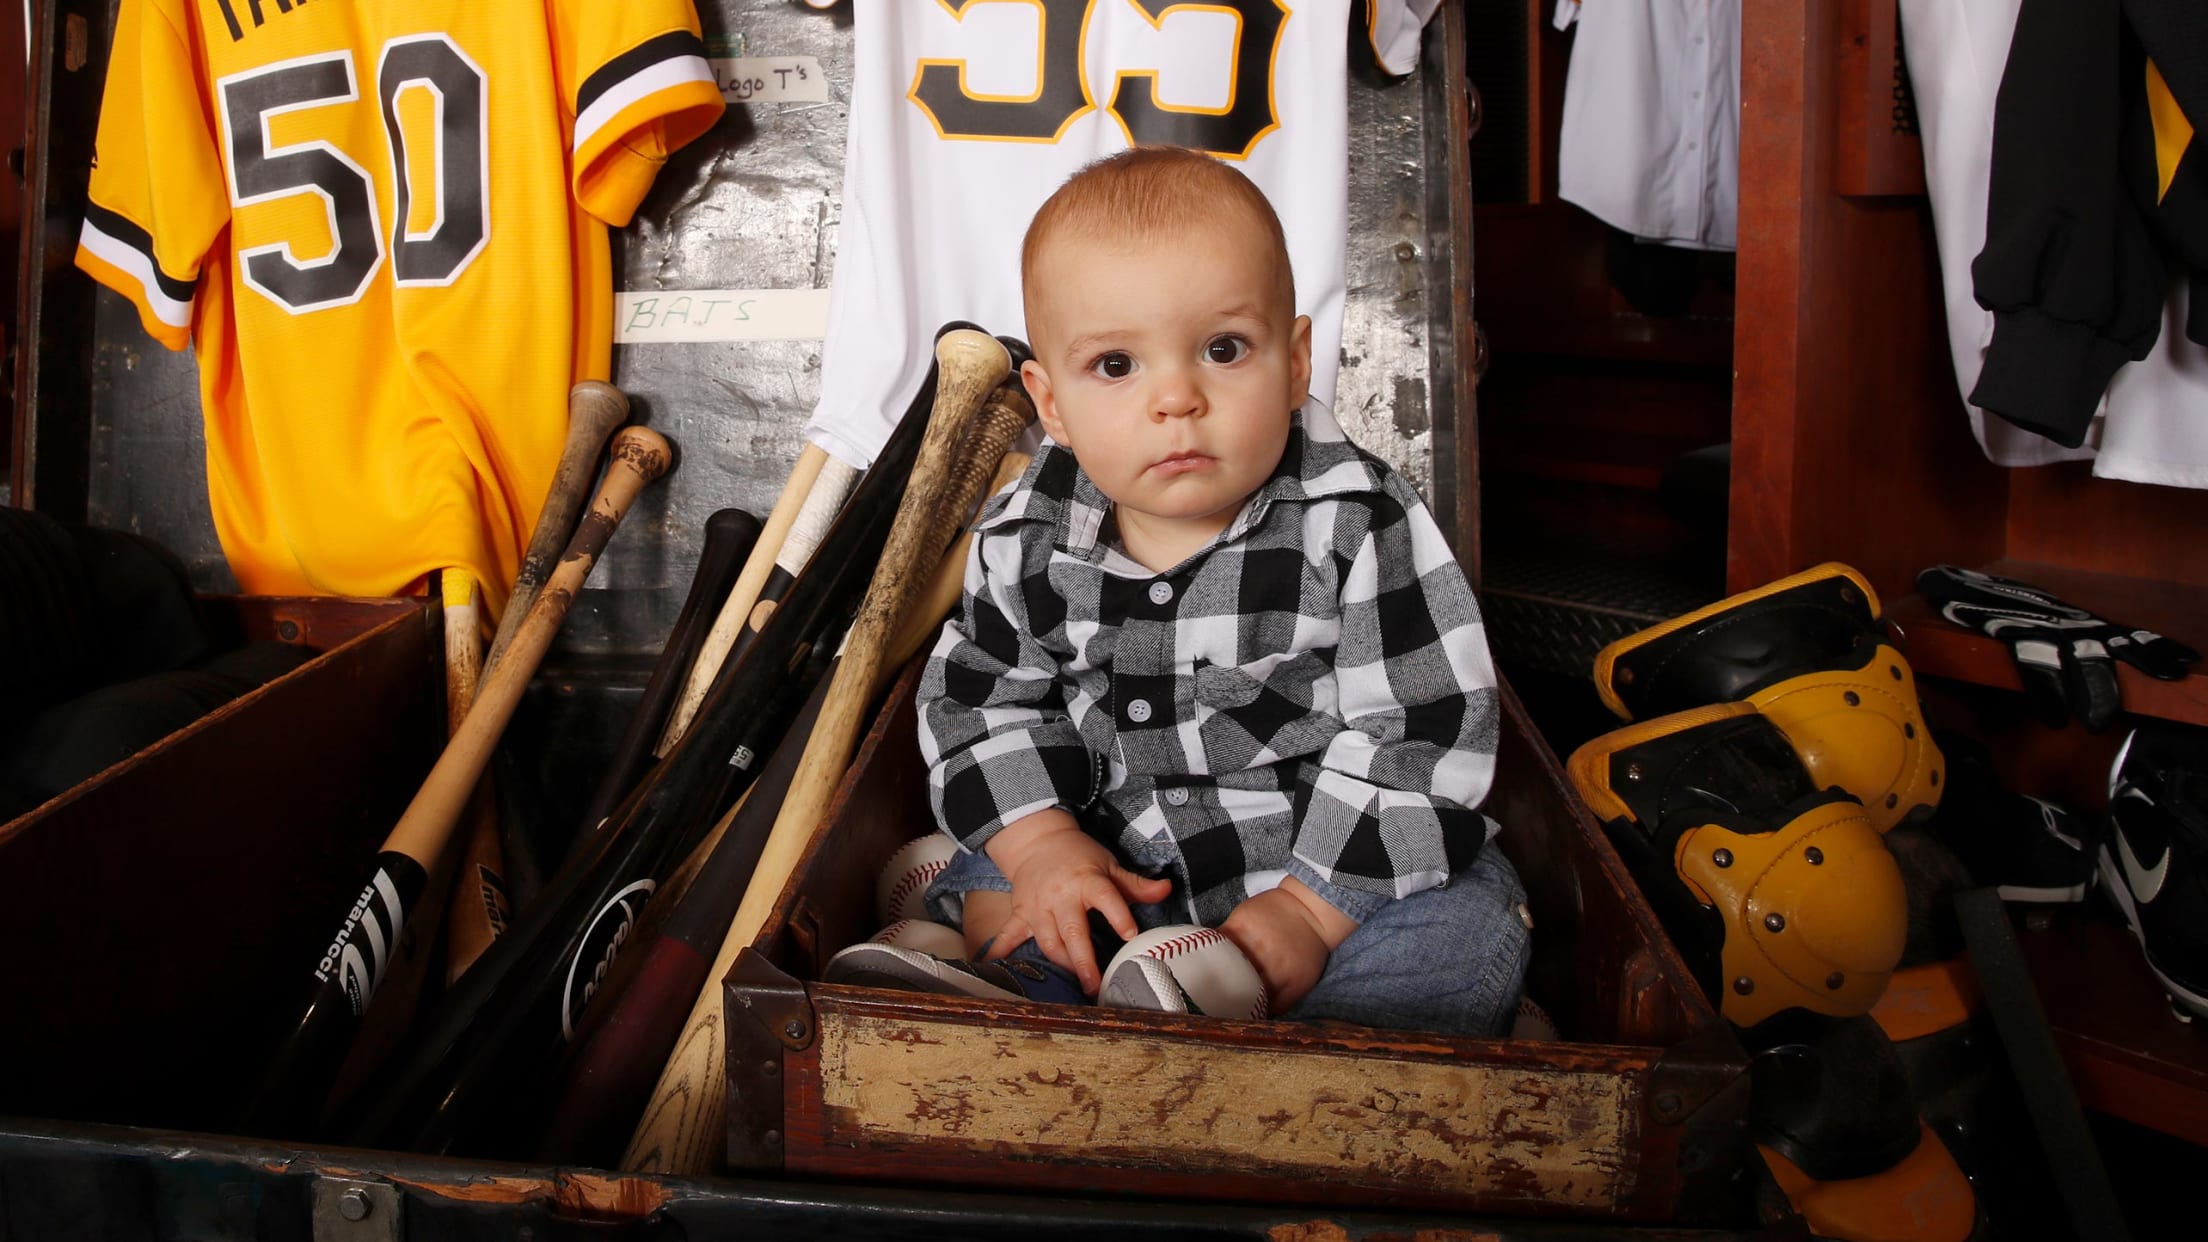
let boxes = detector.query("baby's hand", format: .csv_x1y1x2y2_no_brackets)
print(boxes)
1219,879,1359,1014
983,810,1174,994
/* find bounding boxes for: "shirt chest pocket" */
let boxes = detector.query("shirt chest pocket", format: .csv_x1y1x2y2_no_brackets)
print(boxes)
1192,651,1341,770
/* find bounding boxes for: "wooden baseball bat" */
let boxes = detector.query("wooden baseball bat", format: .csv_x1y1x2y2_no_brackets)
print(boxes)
483,383,630,670
886,447,1033,668
316,568,490,1118
622,328,1014,1176
655,457,860,763
651,317,983,753
574,508,762,839
440,570,511,984
331,353,962,1154
235,425,673,1141
534,666,832,1166
656,445,828,751
540,434,1032,1167
492,383,630,916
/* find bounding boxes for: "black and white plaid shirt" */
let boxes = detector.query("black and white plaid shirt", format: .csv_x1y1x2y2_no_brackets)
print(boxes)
918,402,1500,927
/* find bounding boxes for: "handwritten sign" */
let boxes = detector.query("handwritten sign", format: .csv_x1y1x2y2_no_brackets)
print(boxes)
614,290,833,344
710,56,829,104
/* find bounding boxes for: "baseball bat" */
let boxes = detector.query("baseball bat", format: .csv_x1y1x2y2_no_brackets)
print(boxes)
483,383,630,670
492,384,629,916
574,507,762,838
657,318,986,754
316,567,491,1118
441,570,511,984
886,447,1033,668
622,328,1015,1176
332,336,977,1155
236,425,673,1140
441,565,510,981
541,433,1032,1167
535,664,832,1165
656,447,829,751
655,457,860,765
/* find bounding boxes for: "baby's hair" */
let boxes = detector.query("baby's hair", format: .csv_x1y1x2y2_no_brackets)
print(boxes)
1021,145,1295,315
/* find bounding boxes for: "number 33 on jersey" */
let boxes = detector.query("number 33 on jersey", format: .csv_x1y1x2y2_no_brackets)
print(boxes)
804,0,1440,469
75,1,722,616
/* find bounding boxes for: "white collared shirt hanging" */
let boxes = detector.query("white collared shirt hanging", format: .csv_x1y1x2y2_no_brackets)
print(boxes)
801,0,1442,469
1554,0,1741,252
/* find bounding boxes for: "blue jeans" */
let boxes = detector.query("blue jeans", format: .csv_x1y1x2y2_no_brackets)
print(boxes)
925,840,1533,1039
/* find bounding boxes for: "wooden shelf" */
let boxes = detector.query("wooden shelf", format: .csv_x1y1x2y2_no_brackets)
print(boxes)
1887,561,2208,728
2015,915,2208,1148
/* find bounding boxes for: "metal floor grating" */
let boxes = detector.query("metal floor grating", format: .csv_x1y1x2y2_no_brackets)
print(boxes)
1478,550,1721,682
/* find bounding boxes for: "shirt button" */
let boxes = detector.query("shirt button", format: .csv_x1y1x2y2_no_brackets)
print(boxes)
1165,787,1190,806
1148,580,1173,605
1127,698,1152,723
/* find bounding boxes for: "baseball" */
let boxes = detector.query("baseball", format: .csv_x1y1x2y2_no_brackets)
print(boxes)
876,833,959,924
1106,924,1269,1021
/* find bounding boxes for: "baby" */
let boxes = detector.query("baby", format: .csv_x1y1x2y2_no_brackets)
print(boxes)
836,146,1529,1037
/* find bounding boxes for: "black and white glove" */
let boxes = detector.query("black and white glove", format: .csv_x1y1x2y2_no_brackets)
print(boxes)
1916,566,2199,732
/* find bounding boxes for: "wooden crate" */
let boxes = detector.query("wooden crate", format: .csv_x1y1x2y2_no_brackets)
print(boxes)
726,661,1750,1223
0,596,442,1131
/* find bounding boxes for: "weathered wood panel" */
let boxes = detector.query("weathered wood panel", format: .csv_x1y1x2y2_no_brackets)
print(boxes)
809,1008,1642,1211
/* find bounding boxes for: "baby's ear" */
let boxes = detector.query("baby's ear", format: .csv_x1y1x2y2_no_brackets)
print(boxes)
1024,360,1069,445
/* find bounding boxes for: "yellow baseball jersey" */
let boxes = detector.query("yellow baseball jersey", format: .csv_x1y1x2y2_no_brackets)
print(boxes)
76,0,723,617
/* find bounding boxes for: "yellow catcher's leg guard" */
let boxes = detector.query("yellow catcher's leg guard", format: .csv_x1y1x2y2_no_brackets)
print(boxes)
1568,704,1908,1028
1593,562,1944,834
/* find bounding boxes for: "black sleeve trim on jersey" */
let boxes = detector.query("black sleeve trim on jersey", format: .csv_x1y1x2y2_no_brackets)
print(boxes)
83,202,196,304
576,30,710,118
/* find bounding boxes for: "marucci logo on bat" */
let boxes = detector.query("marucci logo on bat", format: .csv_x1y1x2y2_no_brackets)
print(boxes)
313,854,426,1016
562,880,658,1039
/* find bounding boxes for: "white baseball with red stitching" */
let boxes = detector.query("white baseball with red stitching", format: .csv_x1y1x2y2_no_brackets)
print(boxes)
1107,924,1269,1021
876,834,958,924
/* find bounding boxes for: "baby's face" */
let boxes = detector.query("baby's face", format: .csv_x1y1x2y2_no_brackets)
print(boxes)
1021,216,1311,559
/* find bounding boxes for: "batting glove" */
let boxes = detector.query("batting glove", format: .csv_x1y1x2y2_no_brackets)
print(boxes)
1916,566,2199,732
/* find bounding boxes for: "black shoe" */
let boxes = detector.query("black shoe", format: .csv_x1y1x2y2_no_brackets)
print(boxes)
2099,723,2208,1019
1929,731,2101,904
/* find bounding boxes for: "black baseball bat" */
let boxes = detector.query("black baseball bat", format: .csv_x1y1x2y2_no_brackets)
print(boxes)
534,660,831,1165
574,508,761,837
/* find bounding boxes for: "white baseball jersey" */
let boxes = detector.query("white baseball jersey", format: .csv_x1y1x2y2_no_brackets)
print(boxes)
1553,0,1740,252
1901,0,2208,488
803,0,1441,468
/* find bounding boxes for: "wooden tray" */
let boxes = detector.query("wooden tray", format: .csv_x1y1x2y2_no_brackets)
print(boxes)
727,661,1749,1223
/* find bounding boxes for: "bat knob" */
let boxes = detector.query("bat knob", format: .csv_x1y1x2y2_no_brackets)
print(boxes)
609,426,676,485
935,328,1013,380
570,380,632,428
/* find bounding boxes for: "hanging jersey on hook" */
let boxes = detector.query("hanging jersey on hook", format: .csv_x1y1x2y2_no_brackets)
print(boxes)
800,0,1441,469
76,0,723,614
